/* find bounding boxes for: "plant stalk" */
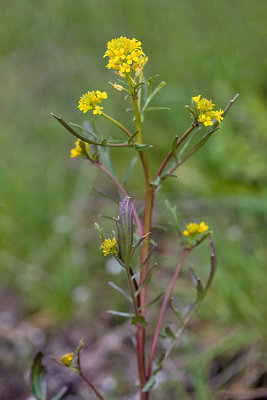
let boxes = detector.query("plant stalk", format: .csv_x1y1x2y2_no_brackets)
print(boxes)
79,368,104,400
147,249,188,378
130,82,155,398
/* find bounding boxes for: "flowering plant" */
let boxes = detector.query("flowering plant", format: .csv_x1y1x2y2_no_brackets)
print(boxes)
30,37,238,400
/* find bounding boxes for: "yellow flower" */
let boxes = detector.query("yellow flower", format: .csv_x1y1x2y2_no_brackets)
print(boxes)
61,352,74,367
104,36,146,78
192,95,201,104
198,221,209,233
192,95,224,126
211,109,224,123
70,139,89,158
183,221,209,237
101,237,117,256
198,113,213,126
78,90,107,114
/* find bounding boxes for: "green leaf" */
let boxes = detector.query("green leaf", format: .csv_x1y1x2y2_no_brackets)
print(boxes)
169,297,184,324
94,223,104,242
69,122,102,141
189,267,204,300
127,130,139,143
142,376,156,392
185,105,198,121
99,146,116,177
132,232,150,250
91,186,118,203
108,281,132,302
144,107,170,112
107,310,135,319
164,326,176,342
51,387,68,400
131,315,148,326
30,352,47,400
138,292,165,309
133,245,157,277
133,143,153,151
99,214,117,222
122,156,137,185
150,176,161,187
164,200,180,233
135,263,158,296
51,114,100,145
142,81,167,111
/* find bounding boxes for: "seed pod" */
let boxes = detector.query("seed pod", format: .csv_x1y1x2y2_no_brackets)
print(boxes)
116,197,133,266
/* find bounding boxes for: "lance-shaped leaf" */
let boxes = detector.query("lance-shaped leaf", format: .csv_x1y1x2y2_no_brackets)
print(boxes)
108,281,132,302
51,387,68,400
107,310,135,319
169,297,184,324
189,267,204,301
116,197,134,266
142,376,156,393
30,352,47,400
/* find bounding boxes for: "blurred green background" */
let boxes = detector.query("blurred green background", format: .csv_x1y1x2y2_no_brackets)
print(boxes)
1,0,267,399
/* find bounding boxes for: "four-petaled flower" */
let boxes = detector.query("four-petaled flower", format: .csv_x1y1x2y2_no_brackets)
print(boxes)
183,221,209,237
192,95,224,126
78,90,107,114
61,352,74,367
104,36,146,78
101,237,117,256
70,139,89,158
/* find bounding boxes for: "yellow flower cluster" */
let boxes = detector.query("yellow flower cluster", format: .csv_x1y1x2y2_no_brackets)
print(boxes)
104,36,146,78
192,95,224,126
70,139,89,158
78,90,107,115
183,221,209,237
61,352,74,367
101,237,117,256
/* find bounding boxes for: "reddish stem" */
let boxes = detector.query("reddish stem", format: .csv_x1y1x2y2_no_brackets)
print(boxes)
154,122,197,180
147,249,188,378
79,368,104,400
97,162,143,237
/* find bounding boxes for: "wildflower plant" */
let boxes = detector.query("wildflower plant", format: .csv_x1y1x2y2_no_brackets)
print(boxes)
31,37,239,400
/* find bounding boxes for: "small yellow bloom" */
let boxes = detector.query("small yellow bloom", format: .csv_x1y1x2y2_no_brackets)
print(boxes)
192,95,201,104
61,352,74,367
198,113,213,126
101,237,117,256
183,221,209,237
211,109,224,123
104,37,146,78
70,139,89,158
192,95,223,126
198,221,209,233
78,90,107,114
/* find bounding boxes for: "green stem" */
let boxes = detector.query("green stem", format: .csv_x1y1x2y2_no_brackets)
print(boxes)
102,113,133,140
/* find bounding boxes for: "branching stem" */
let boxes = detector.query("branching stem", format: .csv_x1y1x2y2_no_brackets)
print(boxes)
147,249,188,378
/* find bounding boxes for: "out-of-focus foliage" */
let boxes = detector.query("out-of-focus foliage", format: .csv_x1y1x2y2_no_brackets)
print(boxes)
0,0,266,398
